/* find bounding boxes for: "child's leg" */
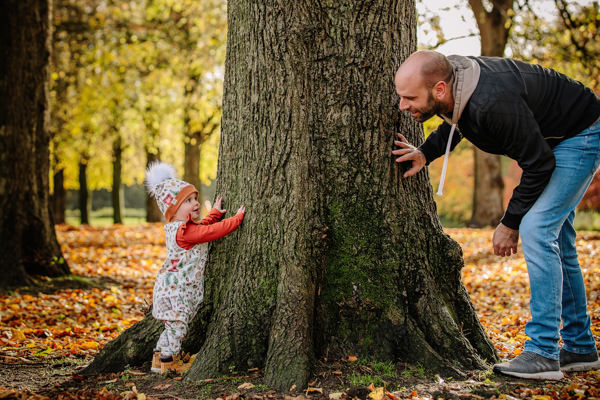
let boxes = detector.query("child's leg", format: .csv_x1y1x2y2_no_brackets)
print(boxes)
157,320,188,360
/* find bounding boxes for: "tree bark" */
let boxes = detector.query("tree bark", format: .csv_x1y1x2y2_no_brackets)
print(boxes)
79,160,90,225
112,135,123,224
53,168,66,224
183,125,202,198
0,0,70,288
467,0,512,227
87,0,497,390
471,150,504,227
145,151,163,223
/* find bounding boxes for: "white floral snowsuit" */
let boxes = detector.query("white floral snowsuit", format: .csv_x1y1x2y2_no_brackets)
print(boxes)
153,221,207,358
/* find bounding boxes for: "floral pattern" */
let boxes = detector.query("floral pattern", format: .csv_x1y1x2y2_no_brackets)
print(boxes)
152,221,208,324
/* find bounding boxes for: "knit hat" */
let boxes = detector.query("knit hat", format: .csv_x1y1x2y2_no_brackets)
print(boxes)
145,162,198,222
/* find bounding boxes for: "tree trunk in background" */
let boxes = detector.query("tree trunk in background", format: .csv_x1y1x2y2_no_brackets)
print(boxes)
467,0,512,227
79,160,90,225
145,151,163,222
53,168,66,224
0,0,70,288
183,83,203,199
183,128,202,198
112,135,123,224
471,151,504,226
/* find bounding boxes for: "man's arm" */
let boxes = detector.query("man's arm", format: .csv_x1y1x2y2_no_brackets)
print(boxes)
486,101,556,230
482,99,555,257
418,121,463,163
392,121,462,176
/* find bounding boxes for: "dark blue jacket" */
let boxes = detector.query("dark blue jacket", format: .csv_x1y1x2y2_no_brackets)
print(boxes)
419,56,600,229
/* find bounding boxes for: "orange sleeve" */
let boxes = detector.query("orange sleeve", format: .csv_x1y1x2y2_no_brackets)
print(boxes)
199,208,224,225
176,212,244,250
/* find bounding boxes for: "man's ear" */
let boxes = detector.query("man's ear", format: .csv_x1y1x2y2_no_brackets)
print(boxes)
432,80,447,100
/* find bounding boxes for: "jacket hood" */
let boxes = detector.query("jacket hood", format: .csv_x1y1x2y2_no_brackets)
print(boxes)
435,55,481,196
444,55,481,125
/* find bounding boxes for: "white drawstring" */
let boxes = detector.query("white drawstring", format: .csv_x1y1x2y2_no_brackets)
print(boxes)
436,123,456,196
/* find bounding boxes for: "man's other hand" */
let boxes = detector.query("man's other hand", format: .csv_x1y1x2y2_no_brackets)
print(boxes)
493,223,519,256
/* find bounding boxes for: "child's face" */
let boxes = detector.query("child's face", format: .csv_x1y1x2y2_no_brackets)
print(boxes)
173,193,200,221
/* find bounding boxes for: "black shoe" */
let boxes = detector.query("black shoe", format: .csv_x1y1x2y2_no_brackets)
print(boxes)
559,348,600,372
493,351,563,380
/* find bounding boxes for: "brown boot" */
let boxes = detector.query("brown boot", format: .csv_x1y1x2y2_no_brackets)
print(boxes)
160,353,192,374
151,351,161,373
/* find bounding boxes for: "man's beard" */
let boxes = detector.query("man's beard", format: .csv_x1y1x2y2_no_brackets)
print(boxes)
414,92,445,123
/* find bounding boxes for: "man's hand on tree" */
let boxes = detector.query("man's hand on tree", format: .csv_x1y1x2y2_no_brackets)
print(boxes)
392,133,426,177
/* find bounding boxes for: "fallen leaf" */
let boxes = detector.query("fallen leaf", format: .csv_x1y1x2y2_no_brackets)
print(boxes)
129,370,146,376
368,386,384,400
152,384,172,390
81,341,100,350
237,382,255,390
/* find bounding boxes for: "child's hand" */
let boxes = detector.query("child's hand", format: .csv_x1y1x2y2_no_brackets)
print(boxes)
236,205,245,216
214,195,226,213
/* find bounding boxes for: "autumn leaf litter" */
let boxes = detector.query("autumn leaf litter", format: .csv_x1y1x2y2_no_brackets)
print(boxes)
1,225,600,399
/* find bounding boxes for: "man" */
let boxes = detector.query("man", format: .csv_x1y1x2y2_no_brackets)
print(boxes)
392,50,600,380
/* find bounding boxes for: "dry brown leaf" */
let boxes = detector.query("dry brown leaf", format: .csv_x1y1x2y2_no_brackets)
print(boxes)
237,382,255,390
152,384,172,390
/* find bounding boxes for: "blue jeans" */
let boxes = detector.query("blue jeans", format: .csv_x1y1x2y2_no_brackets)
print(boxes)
520,118,600,360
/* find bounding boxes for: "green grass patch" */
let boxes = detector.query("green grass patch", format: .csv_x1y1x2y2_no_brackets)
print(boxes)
65,207,146,226
349,373,386,387
370,360,396,377
400,363,426,379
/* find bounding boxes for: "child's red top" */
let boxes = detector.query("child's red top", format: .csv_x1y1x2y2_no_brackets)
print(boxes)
175,208,244,250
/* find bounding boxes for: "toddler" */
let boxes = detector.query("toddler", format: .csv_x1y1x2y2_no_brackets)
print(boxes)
145,162,245,373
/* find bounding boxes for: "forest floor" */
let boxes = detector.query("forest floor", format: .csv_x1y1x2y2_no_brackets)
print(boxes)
1,224,600,399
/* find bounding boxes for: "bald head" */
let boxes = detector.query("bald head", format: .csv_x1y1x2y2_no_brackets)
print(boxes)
395,50,453,90
394,50,454,122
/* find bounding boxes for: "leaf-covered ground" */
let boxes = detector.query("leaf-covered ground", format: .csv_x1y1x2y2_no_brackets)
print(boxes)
1,225,600,399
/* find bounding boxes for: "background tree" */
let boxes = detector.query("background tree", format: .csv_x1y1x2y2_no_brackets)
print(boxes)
84,0,496,391
49,0,226,223
146,0,227,197
0,0,70,287
50,0,101,224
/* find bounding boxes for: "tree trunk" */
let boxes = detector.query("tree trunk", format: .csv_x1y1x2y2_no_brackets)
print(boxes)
145,151,163,222
112,135,123,224
470,150,504,227
467,0,512,227
53,168,66,224
86,0,497,390
79,160,90,225
0,0,70,289
182,82,203,198
183,129,202,198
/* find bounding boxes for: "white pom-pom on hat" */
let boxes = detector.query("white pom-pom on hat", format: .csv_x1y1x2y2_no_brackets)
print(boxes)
144,161,198,221
145,161,177,197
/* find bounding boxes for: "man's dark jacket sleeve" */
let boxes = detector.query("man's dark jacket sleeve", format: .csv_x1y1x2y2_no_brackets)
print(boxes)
418,121,463,165
481,99,556,229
